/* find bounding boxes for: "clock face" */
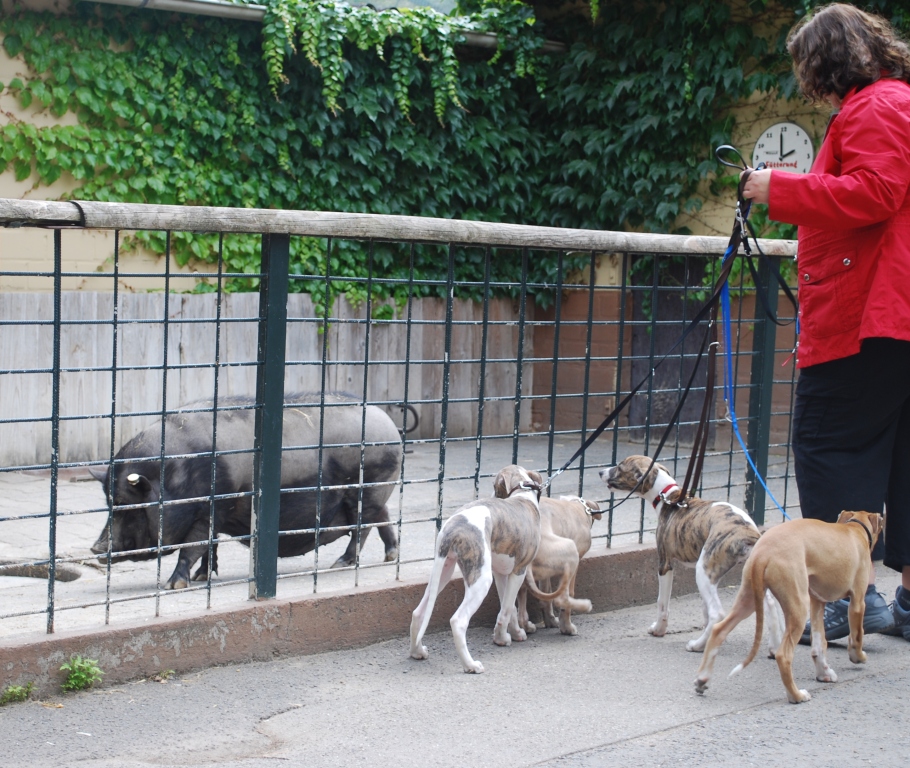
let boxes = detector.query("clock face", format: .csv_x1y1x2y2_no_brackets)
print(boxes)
752,122,814,173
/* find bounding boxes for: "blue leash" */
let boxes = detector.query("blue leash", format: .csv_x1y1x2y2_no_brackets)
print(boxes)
719,229,791,521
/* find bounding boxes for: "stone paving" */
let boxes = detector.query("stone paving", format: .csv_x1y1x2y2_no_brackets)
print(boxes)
0,433,796,642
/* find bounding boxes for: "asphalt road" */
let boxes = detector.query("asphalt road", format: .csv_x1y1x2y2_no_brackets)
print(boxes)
1,572,907,768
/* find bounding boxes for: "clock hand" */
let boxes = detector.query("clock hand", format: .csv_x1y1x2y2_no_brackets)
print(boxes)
782,149,796,159
779,132,784,160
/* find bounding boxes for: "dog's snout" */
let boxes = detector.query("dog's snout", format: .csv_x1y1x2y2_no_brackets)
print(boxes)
599,467,617,488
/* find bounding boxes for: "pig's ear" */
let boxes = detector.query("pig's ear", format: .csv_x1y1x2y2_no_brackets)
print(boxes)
88,467,109,484
126,473,152,494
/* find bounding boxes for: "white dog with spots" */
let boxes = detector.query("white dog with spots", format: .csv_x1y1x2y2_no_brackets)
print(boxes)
409,465,578,673
601,455,782,654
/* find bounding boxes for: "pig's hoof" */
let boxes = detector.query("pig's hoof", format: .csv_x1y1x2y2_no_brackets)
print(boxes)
331,556,354,569
384,547,399,563
191,568,214,582
164,577,189,590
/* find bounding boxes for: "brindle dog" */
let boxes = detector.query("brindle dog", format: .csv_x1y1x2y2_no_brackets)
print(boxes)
409,465,567,673
601,455,782,654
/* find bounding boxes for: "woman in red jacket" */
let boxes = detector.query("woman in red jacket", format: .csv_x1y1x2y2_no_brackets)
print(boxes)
742,3,910,643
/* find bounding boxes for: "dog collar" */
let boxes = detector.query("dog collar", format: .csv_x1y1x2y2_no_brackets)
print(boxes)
508,481,541,500
844,518,874,549
653,483,679,508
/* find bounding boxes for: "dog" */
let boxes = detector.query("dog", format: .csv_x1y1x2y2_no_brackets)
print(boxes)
694,510,883,704
409,465,571,673
517,495,601,636
600,455,780,653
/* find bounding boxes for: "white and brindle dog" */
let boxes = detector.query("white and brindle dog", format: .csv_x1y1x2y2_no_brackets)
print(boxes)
410,465,568,673
517,495,601,636
600,455,781,653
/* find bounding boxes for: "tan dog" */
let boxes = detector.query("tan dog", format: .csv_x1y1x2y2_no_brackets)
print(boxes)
517,495,601,636
601,455,780,653
694,510,883,704
410,465,566,673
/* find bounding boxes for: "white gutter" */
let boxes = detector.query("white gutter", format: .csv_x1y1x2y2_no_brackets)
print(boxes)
84,0,567,53
88,0,268,21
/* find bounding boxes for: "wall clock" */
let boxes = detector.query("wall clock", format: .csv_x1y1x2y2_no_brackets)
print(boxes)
752,122,814,173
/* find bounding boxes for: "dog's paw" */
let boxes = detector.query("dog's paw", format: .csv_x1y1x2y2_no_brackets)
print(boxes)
686,637,707,653
522,621,538,635
694,676,709,695
559,622,578,636
649,622,668,637
512,627,527,642
849,648,867,664
493,631,512,647
410,645,429,661
463,661,485,674
788,689,811,704
815,668,838,683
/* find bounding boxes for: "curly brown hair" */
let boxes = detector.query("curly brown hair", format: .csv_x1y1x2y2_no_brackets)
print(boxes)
788,3,910,102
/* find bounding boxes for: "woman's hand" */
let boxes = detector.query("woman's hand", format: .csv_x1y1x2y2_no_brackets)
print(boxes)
740,168,771,204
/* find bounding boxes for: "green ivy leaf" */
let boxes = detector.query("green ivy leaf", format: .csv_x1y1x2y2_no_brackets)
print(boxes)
3,34,23,58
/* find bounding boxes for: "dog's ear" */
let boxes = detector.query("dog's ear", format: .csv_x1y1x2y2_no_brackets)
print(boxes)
867,512,884,537
492,472,508,499
528,469,544,488
836,510,853,524
584,498,603,520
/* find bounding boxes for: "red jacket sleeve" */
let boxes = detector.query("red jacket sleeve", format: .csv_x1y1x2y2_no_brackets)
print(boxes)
768,92,910,230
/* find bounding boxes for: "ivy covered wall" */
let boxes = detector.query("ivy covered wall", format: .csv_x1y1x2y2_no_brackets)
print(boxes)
2,0,908,297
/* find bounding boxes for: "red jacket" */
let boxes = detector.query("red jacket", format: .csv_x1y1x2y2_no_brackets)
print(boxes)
768,78,910,368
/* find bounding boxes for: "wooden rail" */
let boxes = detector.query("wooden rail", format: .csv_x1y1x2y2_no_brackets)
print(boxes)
0,198,797,256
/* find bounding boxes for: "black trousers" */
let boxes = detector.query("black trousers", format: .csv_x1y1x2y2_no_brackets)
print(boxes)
792,337,910,570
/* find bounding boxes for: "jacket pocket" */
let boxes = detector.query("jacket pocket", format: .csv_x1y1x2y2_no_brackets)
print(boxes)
797,249,864,338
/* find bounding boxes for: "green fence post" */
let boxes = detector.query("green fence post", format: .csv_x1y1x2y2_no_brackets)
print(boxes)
250,232,290,600
744,255,780,526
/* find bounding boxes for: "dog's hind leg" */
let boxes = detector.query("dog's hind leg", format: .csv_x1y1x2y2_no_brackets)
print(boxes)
808,594,838,683
493,571,527,647
687,554,726,652
410,555,457,661
650,568,674,637
774,587,812,703
694,578,756,695
542,577,559,629
451,565,494,674
765,590,784,658
516,583,537,635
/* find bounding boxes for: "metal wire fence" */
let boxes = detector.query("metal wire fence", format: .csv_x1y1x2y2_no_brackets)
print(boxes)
0,198,799,639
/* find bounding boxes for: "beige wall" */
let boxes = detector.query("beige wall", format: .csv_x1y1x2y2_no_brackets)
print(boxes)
0,1,217,291
675,91,830,238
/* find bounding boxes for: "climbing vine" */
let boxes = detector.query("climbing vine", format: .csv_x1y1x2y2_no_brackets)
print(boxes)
2,1,909,305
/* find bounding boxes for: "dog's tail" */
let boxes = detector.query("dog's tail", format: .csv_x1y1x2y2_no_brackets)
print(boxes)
413,545,450,648
730,562,766,677
524,564,591,613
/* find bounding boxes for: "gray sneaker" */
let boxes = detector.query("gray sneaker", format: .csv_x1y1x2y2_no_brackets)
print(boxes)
882,587,910,640
798,584,895,645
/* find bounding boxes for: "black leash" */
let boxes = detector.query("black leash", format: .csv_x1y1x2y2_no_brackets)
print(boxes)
544,145,798,503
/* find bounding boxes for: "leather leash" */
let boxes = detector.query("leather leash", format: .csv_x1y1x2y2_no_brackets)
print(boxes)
546,145,798,510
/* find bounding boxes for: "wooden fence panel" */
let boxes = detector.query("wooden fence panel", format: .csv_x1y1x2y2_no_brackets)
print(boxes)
0,292,532,464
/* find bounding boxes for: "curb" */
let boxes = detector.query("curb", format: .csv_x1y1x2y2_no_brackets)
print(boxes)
0,544,698,697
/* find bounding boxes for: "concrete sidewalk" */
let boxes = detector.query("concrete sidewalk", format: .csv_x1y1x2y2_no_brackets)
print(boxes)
0,569,905,768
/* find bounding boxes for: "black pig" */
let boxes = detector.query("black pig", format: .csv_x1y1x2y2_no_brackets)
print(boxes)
90,394,402,589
